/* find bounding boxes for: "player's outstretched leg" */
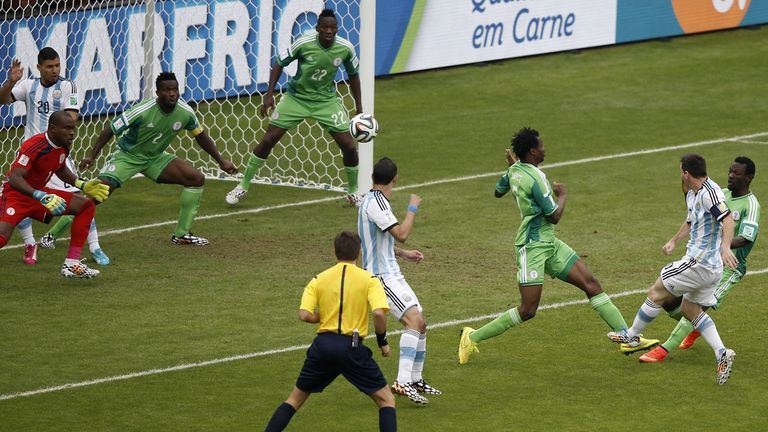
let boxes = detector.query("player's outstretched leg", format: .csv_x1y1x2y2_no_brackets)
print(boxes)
411,333,441,395
227,126,287,205
41,215,74,249
172,187,208,245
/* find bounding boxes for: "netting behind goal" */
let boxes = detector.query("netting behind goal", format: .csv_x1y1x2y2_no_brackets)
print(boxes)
0,0,372,192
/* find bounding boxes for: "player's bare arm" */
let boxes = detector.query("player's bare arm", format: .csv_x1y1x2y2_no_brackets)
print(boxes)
0,59,22,104
395,247,424,263
80,125,114,169
54,163,78,186
389,194,422,242
7,165,36,197
719,214,738,269
259,63,284,118
662,220,691,255
545,182,567,224
193,131,237,174
348,73,363,114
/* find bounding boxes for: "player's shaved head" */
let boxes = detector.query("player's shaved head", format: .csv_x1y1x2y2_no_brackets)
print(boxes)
48,110,73,127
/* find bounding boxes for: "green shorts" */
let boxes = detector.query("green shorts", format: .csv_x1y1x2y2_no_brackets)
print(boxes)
516,239,579,286
712,267,743,310
98,150,176,188
270,93,349,133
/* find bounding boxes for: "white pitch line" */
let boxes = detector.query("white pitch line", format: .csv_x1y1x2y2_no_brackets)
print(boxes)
3,266,767,402
2,131,766,251
729,139,768,145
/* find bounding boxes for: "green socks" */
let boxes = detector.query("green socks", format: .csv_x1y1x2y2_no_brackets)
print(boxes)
470,307,523,343
590,292,629,331
239,154,266,191
47,215,74,238
345,165,359,194
175,187,203,237
662,318,694,352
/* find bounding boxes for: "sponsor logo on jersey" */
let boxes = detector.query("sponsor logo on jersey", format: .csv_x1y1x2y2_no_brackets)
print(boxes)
333,57,342,66
732,210,740,221
173,121,182,131
52,89,62,99
672,0,750,34
529,270,538,279
18,154,30,166
6,207,15,216
70,96,78,106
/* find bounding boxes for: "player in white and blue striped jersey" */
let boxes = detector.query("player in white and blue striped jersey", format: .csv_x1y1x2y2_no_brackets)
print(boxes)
608,154,739,384
357,157,441,405
0,47,109,265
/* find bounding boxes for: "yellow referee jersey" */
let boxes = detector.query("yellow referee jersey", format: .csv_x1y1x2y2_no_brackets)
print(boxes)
300,262,389,337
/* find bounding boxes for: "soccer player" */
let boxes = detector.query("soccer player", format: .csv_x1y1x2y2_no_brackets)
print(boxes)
358,157,440,405
264,231,396,432
0,47,109,265
226,8,363,206
639,156,759,363
80,72,237,245
458,127,657,365
607,154,739,384
0,111,109,278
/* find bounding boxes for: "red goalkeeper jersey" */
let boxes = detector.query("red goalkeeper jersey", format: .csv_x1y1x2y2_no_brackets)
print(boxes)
2,133,69,193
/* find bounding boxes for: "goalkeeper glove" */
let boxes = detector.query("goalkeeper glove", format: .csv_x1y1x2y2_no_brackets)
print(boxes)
75,178,110,203
32,190,67,215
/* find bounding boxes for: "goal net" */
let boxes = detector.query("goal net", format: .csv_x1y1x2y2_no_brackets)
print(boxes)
0,0,374,193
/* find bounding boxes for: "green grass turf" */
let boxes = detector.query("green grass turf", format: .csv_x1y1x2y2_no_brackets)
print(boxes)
1,27,767,430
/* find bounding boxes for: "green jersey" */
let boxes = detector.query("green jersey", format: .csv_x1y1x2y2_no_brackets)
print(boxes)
110,98,200,160
277,31,359,102
724,189,760,274
496,163,559,246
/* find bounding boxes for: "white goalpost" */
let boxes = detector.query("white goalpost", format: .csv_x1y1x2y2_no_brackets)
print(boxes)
0,0,374,194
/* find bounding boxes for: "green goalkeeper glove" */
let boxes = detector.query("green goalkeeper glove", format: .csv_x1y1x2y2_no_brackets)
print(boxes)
32,190,67,215
75,178,110,203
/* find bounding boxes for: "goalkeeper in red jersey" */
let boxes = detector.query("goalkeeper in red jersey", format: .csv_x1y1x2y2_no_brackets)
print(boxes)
0,111,109,278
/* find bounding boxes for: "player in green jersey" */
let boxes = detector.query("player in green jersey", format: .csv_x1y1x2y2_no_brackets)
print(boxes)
226,8,364,206
639,156,759,362
458,127,657,364
80,72,237,246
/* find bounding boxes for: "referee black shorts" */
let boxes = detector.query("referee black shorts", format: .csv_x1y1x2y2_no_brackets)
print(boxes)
296,332,388,395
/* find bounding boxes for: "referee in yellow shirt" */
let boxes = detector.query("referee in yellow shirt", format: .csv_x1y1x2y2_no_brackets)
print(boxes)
265,231,397,432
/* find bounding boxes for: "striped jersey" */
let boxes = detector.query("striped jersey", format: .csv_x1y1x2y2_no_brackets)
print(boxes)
496,162,559,246
11,77,80,141
277,31,359,102
725,189,760,275
358,190,400,277
109,98,200,160
685,178,731,270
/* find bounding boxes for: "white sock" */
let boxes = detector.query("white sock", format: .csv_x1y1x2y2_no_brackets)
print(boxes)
17,218,35,245
411,333,426,382
628,298,662,336
397,329,420,384
691,312,725,358
87,219,101,252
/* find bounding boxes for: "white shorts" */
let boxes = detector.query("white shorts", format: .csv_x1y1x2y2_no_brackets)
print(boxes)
45,157,79,192
659,256,722,307
378,274,421,320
